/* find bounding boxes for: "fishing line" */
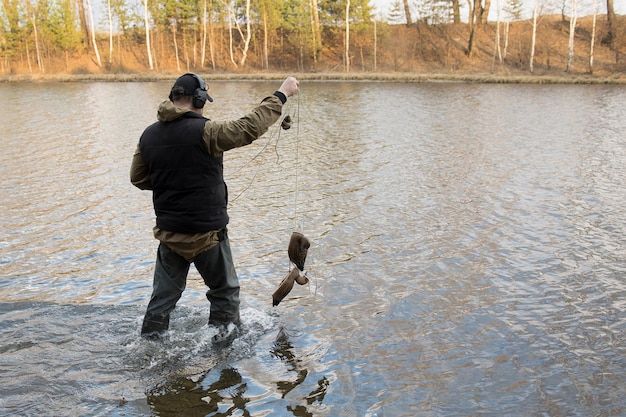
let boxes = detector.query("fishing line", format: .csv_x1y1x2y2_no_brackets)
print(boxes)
292,90,301,231
226,89,316,299
288,91,316,298
228,98,294,203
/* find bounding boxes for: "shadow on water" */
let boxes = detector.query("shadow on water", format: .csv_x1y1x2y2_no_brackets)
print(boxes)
147,328,329,417
0,301,329,417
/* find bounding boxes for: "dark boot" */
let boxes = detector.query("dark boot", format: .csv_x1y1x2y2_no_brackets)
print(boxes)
141,315,170,340
209,313,241,347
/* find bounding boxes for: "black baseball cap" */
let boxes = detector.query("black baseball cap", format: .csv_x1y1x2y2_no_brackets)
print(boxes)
169,73,213,103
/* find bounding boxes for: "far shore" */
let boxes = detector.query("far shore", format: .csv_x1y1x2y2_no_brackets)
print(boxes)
2,71,626,84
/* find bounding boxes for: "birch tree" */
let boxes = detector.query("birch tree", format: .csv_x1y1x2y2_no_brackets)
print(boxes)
311,0,322,61
529,0,539,73
107,0,113,63
589,0,598,73
492,0,502,67
565,0,577,72
143,0,153,69
170,18,180,71
345,0,350,72
85,0,101,66
32,15,43,71
201,0,208,68
226,2,237,67
238,0,252,67
503,0,523,60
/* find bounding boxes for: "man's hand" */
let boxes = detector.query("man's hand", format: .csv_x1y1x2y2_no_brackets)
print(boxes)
278,77,300,98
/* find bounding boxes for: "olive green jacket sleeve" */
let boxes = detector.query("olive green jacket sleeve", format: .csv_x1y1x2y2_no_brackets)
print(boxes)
130,94,284,189
204,95,284,157
130,144,152,190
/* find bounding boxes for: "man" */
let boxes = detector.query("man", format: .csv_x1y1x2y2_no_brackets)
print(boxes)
131,73,299,340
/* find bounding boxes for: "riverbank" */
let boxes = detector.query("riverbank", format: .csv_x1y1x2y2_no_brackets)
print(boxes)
3,71,626,84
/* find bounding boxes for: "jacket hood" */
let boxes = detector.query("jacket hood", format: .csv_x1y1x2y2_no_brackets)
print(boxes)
157,100,197,123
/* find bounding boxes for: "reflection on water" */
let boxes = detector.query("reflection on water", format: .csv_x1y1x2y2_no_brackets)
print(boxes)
146,328,330,417
1,81,625,416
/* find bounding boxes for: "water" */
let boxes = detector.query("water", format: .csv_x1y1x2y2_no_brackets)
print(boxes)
1,80,625,416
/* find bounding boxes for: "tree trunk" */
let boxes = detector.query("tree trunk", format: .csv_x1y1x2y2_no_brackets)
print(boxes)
208,0,215,70
606,0,615,49
373,19,377,71
107,0,113,64
201,0,207,67
311,0,322,59
171,21,180,71
589,0,598,73
263,7,269,69
566,0,577,72
530,0,539,73
402,0,412,25
76,0,90,47
239,0,251,67
467,0,476,56
474,0,484,28
85,0,101,66
492,0,502,68
482,0,491,25
30,13,44,72
452,0,461,23
503,20,510,60
345,0,350,72
143,0,153,70
227,6,237,68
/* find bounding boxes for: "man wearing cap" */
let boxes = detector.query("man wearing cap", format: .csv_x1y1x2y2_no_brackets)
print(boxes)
131,73,299,340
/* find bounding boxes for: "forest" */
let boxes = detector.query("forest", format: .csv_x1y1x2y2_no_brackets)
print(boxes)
0,0,624,79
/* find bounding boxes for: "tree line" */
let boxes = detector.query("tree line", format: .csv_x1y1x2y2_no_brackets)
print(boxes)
0,0,622,75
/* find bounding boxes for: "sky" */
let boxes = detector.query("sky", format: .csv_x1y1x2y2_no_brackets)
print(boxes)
90,0,625,31
370,0,626,22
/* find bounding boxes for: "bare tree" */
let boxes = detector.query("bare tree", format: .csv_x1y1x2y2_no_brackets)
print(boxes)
238,0,252,67
227,4,237,68
589,0,598,73
143,0,153,70
530,0,539,72
606,0,615,49
27,3,44,72
452,0,461,23
107,0,113,64
402,0,413,25
482,0,491,25
201,0,207,68
85,0,101,66
345,0,350,72
566,0,577,72
76,0,90,47
467,0,482,56
170,19,180,71
311,0,322,60
492,0,502,68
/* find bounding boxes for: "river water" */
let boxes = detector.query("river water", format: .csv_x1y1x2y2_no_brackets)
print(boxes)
1,80,625,416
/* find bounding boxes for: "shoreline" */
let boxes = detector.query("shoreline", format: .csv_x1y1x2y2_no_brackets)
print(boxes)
2,71,626,84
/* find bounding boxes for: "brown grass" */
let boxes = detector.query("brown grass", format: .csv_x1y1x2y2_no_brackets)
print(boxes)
2,15,625,84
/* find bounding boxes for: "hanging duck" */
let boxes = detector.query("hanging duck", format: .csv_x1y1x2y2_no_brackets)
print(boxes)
272,232,310,306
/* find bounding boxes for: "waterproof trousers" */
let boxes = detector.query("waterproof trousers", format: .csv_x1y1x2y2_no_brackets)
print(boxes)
141,236,240,337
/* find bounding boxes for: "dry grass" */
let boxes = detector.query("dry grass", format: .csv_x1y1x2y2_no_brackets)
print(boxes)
2,15,624,84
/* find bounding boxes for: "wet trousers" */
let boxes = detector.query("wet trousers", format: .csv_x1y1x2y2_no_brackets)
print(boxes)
141,236,240,336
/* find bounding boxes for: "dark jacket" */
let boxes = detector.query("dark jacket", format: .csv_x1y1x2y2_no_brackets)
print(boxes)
130,94,285,256
139,112,228,233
